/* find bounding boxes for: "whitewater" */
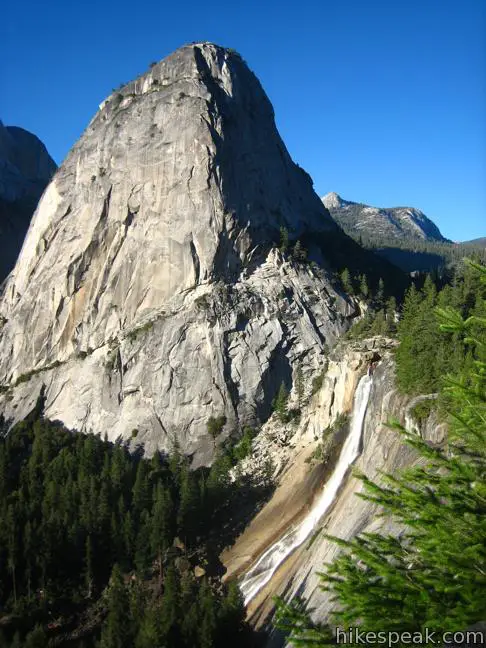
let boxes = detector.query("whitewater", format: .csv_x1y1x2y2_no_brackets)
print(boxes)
239,373,373,605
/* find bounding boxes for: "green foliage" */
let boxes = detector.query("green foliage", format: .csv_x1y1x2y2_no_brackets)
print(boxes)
395,265,486,395
0,411,257,646
359,274,369,298
311,370,326,396
99,564,132,648
206,415,227,443
273,382,289,422
292,240,307,262
232,426,257,462
126,320,154,342
305,414,349,465
279,227,289,254
340,267,353,294
274,260,486,645
13,360,63,387
295,365,305,406
410,399,435,425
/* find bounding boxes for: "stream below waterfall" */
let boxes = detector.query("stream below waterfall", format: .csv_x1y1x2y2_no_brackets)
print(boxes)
239,373,373,605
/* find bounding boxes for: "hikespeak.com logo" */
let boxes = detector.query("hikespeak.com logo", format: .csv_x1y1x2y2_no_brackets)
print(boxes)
335,627,485,646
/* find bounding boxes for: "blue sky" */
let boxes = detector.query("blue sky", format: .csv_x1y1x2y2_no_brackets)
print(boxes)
1,0,484,241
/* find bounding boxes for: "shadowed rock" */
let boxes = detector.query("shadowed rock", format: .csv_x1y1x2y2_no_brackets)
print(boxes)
0,121,56,281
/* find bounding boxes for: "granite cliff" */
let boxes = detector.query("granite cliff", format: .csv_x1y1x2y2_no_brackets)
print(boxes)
0,43,361,466
220,338,446,644
322,192,448,243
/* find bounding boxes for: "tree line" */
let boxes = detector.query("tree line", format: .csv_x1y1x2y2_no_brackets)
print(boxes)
0,403,264,647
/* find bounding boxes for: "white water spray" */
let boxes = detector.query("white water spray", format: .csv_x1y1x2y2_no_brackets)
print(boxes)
239,374,373,605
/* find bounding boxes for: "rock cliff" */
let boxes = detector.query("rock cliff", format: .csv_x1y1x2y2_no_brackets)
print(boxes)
0,43,356,466
0,121,56,281
322,192,448,243
220,338,446,642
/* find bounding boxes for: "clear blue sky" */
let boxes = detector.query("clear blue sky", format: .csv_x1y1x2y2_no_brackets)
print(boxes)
1,0,485,241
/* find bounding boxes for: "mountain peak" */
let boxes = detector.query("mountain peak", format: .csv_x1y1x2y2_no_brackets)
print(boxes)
0,42,339,466
322,192,346,209
322,194,447,243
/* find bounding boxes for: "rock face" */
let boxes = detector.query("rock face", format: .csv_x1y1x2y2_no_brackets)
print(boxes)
0,121,56,281
322,192,448,243
0,43,354,466
220,338,446,642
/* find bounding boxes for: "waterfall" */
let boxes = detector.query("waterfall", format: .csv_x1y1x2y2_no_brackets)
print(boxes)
239,373,373,605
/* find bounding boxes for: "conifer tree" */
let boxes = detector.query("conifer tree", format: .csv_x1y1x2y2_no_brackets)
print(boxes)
177,463,200,544
359,273,369,299
273,382,289,422
135,605,161,648
198,578,217,648
376,277,385,308
134,511,152,574
293,240,307,262
280,226,289,254
159,564,180,645
84,534,94,598
24,624,47,648
295,365,304,408
132,460,151,518
340,268,353,294
99,564,132,648
151,483,173,579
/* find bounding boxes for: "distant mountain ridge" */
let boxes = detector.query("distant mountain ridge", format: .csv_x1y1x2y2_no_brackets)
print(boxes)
322,192,448,243
322,192,484,273
462,237,486,247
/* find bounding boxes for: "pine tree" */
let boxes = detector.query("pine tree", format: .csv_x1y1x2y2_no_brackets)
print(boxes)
159,564,180,645
340,268,353,295
280,226,289,254
207,415,227,448
198,578,217,648
135,605,161,648
24,625,47,648
295,365,304,408
376,277,385,309
99,564,132,648
359,274,369,299
293,240,307,262
180,571,199,645
273,382,289,422
218,580,247,644
132,460,151,519
84,534,94,598
134,511,152,575
385,295,397,333
151,484,173,579
177,463,199,544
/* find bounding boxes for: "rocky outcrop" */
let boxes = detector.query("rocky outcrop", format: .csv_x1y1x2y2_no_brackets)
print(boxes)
0,121,56,281
220,338,446,640
0,43,355,466
322,192,448,243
